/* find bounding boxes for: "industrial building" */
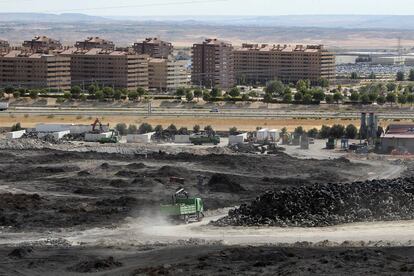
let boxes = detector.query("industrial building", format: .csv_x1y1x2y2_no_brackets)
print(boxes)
133,38,173,59
381,124,414,154
148,58,189,92
22,36,62,52
0,50,71,90
233,44,336,84
191,38,235,89
61,48,149,90
75,37,115,51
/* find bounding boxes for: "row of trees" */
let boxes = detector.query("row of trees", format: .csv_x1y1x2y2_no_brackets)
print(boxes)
351,69,414,82
115,123,215,136
290,124,359,140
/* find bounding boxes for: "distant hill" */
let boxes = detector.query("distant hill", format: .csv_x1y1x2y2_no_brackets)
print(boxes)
0,13,109,23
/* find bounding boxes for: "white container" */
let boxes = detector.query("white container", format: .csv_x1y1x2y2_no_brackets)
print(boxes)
256,128,269,141
174,135,191,143
6,130,26,139
38,130,70,139
85,132,112,142
69,124,109,134
228,133,248,145
0,102,9,110
36,124,71,133
268,129,281,141
126,132,155,143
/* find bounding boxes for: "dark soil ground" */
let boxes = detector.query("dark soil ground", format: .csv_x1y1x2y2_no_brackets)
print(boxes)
1,245,414,275
0,149,369,231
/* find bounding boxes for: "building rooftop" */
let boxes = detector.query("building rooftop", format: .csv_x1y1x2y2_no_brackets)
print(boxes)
383,133,414,139
386,124,414,134
235,44,327,53
61,47,140,56
0,50,56,58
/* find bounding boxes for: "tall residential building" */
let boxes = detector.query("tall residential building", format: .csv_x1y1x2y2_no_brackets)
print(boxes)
0,40,10,52
75,37,115,51
233,44,335,84
0,50,71,90
148,58,189,92
191,38,235,89
133,38,173,59
61,48,148,90
22,36,62,52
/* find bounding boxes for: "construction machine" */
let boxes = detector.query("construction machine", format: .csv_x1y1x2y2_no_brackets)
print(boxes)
160,188,204,223
99,129,120,144
91,118,104,133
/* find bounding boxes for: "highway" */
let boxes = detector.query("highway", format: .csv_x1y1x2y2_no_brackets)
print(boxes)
1,106,414,120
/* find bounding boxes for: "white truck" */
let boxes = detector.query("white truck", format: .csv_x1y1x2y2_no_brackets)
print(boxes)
0,102,9,111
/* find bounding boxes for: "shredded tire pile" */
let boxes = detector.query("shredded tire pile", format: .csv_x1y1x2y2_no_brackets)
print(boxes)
213,177,414,227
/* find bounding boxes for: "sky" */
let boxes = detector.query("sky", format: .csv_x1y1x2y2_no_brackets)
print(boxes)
1,0,414,16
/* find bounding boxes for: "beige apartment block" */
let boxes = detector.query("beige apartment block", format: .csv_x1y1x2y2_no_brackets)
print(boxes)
149,58,189,92
22,36,62,52
233,44,335,84
191,38,235,89
61,48,148,90
0,40,10,52
0,50,71,90
133,38,173,59
75,37,115,51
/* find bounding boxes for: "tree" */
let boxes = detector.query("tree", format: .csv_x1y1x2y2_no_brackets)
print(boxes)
407,93,414,106
329,124,345,139
333,92,343,104
204,125,214,135
63,91,72,100
350,91,360,102
345,124,358,139
263,92,273,103
178,127,189,135
11,122,22,132
312,90,325,103
319,125,331,139
241,94,249,101
4,86,15,94
377,95,386,105
12,91,20,99
303,93,313,104
210,87,221,98
127,124,138,134
294,92,303,102
368,91,378,102
202,90,211,102
386,82,397,92
176,87,186,97
350,72,358,79
409,69,414,81
360,93,370,105
128,91,138,101
266,80,285,96
398,94,407,106
325,94,334,104
95,90,105,101
194,88,203,101
368,72,377,79
318,78,329,88
167,124,178,135
396,71,405,81
228,87,240,98
154,125,163,136
283,93,293,103
294,126,305,136
307,128,319,138
102,87,114,99
138,123,153,134
185,90,194,102
80,94,87,102
296,80,310,93
281,127,287,135
137,87,146,100
29,90,38,99
115,123,128,135
193,124,201,133
113,90,122,100
70,86,82,99
229,127,238,135
386,92,397,106
88,84,98,95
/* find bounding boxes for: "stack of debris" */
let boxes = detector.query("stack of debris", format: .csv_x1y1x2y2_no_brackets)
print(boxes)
213,177,414,227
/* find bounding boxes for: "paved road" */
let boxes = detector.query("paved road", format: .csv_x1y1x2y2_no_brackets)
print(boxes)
1,106,414,119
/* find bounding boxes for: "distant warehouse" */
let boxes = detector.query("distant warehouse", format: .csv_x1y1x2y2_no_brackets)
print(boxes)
233,44,335,85
381,124,414,154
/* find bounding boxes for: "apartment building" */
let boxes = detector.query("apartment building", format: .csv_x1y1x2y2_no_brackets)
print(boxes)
149,58,189,92
191,38,235,89
61,48,148,90
75,37,115,51
133,38,173,59
233,44,335,84
0,50,71,90
22,36,62,52
0,40,9,52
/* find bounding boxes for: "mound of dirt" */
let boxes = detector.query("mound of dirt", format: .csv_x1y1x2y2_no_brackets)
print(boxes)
115,170,140,177
214,177,414,227
77,170,91,177
156,166,189,177
207,174,246,193
96,196,137,207
8,247,33,259
68,256,122,273
0,193,43,210
126,163,147,170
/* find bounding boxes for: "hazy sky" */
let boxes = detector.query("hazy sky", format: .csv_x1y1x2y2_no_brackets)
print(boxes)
1,0,414,16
